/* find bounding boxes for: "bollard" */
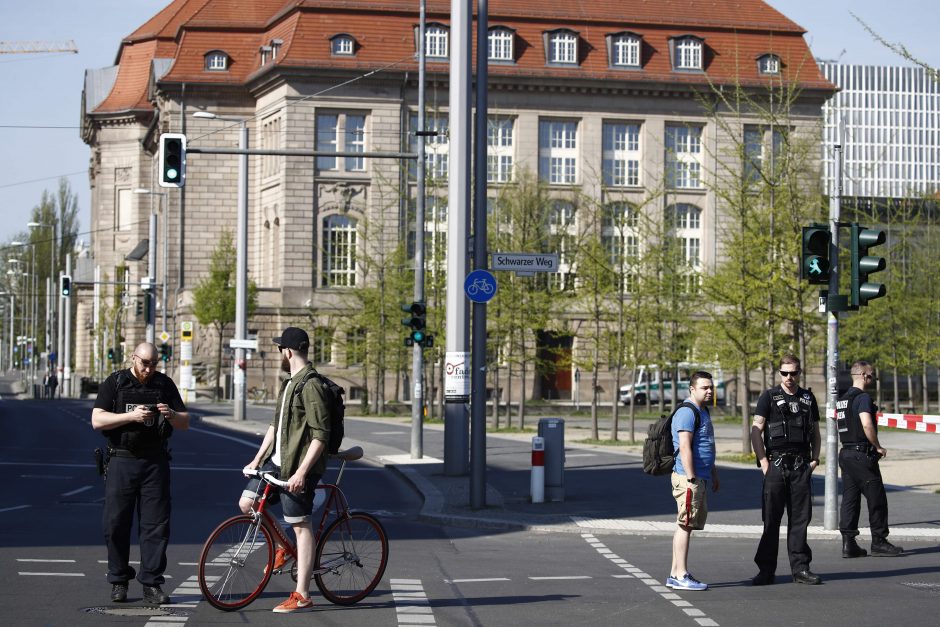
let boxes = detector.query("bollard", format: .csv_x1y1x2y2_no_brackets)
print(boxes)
531,436,545,503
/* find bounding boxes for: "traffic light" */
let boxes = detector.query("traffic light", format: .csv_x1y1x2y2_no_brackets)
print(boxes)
159,342,171,362
800,224,830,284
401,301,428,347
135,299,143,317
60,275,72,297
159,133,186,188
850,223,886,307
107,347,114,362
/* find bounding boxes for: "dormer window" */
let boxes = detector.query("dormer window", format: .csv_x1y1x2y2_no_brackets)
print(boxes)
205,50,229,71
259,45,272,66
758,53,781,75
609,32,642,68
488,27,515,62
270,39,283,59
331,34,356,56
546,29,579,65
424,24,449,58
672,36,703,71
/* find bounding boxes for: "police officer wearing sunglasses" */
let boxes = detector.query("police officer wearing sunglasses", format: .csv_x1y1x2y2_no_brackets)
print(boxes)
92,342,190,605
835,360,903,558
750,354,822,586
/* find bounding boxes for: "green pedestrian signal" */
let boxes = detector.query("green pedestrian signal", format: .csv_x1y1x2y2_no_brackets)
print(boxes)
850,223,886,307
800,224,830,284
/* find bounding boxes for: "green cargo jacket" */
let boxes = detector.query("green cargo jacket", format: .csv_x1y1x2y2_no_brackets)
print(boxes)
261,363,331,478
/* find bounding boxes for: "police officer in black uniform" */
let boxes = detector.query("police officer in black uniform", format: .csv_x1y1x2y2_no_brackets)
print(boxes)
750,355,822,585
836,360,903,558
92,342,189,604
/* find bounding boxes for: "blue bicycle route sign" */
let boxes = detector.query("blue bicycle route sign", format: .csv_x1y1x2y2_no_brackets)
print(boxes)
464,269,497,303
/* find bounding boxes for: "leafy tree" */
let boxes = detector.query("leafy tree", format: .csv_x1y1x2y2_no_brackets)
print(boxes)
192,231,258,400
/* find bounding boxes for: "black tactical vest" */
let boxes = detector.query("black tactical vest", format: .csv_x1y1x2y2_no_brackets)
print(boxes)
764,385,813,454
836,387,870,445
105,371,168,455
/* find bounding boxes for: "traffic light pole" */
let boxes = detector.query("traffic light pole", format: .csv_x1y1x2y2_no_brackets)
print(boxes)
410,0,427,460
823,138,843,531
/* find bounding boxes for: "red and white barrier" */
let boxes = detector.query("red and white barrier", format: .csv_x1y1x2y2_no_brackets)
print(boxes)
876,412,940,433
531,436,545,503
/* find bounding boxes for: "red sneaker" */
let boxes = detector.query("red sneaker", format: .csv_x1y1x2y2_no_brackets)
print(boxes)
272,591,313,613
264,547,290,575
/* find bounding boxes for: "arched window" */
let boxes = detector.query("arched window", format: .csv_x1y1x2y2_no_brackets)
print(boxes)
602,202,640,293
321,214,357,287
609,32,642,68
331,34,356,56
204,50,229,71
672,36,703,70
488,27,515,61
546,29,579,65
666,203,703,270
424,24,449,58
758,54,781,75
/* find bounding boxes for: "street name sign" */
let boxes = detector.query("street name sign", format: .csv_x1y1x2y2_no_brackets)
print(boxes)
491,252,559,276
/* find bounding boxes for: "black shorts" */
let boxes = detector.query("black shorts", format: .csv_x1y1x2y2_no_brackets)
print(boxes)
242,460,322,524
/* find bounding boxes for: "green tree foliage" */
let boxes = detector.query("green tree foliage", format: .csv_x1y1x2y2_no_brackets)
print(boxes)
192,231,258,400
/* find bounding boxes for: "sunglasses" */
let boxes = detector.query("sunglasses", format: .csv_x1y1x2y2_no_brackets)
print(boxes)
779,370,801,378
135,355,158,368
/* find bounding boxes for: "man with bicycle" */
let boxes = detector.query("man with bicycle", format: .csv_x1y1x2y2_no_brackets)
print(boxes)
240,327,330,613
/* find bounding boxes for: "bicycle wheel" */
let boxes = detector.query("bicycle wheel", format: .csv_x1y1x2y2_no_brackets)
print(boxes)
314,512,389,605
198,515,274,611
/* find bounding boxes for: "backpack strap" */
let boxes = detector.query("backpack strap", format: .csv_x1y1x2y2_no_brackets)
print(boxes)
675,400,702,433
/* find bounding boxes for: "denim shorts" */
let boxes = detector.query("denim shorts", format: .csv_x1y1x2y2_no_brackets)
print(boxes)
242,460,322,524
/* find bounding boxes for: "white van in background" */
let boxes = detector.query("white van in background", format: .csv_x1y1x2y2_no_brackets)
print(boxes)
619,364,726,406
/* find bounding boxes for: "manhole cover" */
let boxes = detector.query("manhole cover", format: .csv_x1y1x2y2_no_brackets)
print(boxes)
82,606,192,617
901,582,940,594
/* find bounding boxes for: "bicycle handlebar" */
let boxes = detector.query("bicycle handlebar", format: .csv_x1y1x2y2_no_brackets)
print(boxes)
242,467,290,488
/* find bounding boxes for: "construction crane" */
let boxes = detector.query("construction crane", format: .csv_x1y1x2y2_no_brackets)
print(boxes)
0,40,78,55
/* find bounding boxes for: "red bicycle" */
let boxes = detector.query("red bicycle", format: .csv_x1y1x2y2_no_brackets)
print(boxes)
197,446,389,611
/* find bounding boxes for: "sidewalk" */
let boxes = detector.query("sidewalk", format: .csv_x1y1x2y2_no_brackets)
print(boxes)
193,403,940,542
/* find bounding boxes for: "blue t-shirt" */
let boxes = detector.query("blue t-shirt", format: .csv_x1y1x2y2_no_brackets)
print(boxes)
671,403,716,481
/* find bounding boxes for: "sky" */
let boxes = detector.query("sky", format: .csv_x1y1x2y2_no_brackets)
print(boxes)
0,0,938,246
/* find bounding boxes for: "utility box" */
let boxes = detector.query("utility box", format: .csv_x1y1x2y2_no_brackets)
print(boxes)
537,417,565,502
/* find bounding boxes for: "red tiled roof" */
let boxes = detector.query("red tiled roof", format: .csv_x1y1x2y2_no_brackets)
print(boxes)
92,0,830,115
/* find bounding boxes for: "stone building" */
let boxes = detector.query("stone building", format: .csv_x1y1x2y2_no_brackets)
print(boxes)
80,0,833,406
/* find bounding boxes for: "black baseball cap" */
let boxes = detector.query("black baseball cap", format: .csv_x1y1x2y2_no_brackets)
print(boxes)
273,327,309,351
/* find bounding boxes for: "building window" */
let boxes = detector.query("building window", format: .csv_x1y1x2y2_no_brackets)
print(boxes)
674,37,703,70
312,327,334,365
665,124,703,189
331,35,356,56
610,33,641,68
116,188,132,232
425,25,449,58
667,203,702,266
488,27,514,61
758,54,780,75
261,115,283,179
316,112,367,172
602,122,641,187
601,202,639,293
205,51,229,71
487,117,514,183
346,328,366,366
409,113,449,180
539,119,578,184
743,125,786,186
547,30,578,65
548,200,576,291
322,214,357,287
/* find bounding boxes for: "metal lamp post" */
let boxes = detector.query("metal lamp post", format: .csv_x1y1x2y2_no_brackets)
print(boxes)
193,111,249,421
26,221,56,367
10,242,37,389
134,189,169,346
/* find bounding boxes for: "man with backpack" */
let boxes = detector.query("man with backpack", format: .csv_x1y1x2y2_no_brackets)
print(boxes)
240,327,331,613
666,371,719,591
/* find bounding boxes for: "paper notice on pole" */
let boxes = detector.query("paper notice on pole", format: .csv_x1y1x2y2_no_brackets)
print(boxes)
180,364,193,391
181,341,193,361
444,351,470,403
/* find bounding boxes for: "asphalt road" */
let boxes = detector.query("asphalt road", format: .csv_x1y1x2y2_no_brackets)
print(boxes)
2,398,939,627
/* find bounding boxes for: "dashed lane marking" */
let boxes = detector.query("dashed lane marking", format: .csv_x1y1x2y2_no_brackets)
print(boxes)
391,578,436,626
581,533,719,627
0,505,31,514
18,572,85,576
62,485,94,497
446,578,510,583
529,576,592,580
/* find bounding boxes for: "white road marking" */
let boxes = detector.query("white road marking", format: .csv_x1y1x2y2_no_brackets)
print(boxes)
529,576,592,580
447,577,510,583
62,485,94,496
391,578,436,626
0,505,31,514
372,431,407,435
17,558,76,563
581,533,720,626
18,572,84,576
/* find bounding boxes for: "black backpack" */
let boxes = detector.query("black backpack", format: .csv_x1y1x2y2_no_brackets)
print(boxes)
642,401,701,475
292,369,346,454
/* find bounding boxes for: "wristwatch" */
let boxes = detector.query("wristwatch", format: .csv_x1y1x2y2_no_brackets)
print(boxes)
688,477,699,484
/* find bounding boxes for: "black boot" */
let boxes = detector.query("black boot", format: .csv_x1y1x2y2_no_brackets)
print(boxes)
871,540,903,556
842,538,868,558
